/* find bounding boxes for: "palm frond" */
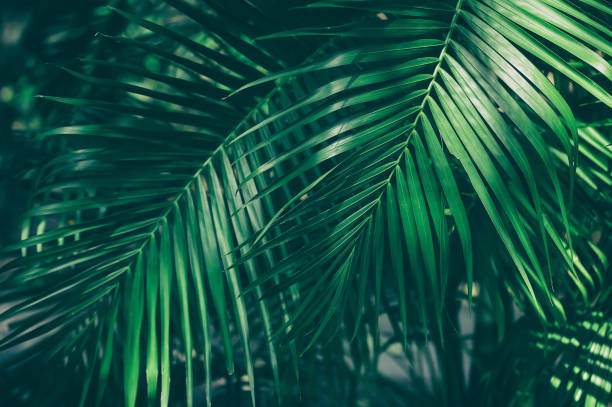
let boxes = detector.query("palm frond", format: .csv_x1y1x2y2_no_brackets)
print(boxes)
233,0,612,347
486,310,612,406
0,3,304,406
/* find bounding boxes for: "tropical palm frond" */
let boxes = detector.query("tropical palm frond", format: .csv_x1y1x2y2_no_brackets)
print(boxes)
0,3,312,406
233,0,612,347
546,118,612,306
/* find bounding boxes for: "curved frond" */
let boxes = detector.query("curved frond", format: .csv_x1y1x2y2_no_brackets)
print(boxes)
235,0,612,345
0,3,306,406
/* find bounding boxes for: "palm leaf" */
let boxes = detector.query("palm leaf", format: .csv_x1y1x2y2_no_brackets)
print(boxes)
486,310,612,406
0,3,304,406
234,0,612,345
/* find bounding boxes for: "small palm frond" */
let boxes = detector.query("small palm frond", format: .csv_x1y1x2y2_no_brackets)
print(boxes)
486,310,612,406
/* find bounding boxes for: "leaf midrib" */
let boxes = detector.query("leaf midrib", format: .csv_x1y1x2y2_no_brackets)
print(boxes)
127,39,343,260
107,0,465,279
365,0,464,213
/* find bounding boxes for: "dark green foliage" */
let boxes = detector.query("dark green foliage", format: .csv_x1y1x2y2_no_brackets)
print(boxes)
0,1,611,406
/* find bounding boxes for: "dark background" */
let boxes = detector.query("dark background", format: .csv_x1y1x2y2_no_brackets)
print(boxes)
0,0,138,246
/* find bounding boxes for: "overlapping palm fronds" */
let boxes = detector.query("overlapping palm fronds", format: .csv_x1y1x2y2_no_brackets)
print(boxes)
1,1,611,406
